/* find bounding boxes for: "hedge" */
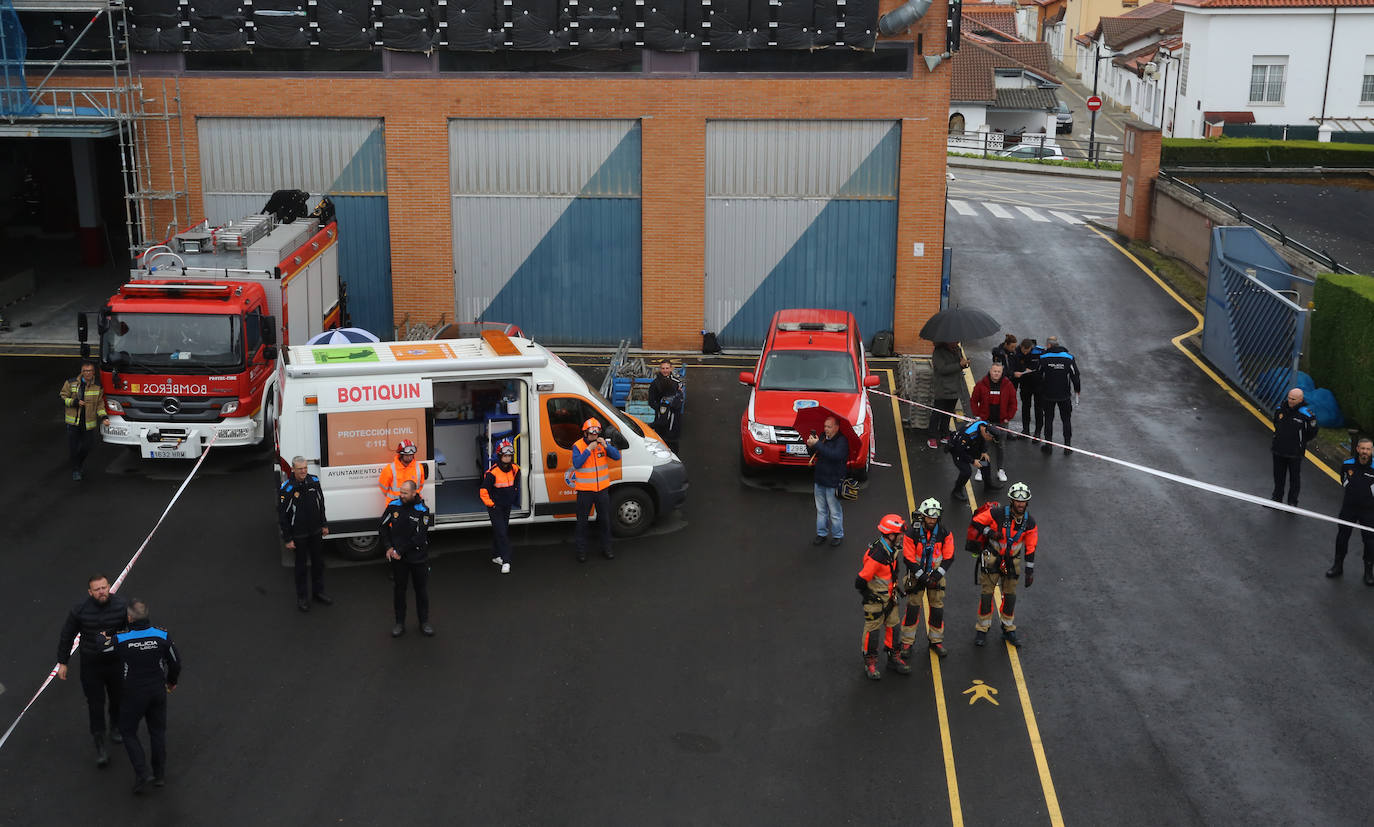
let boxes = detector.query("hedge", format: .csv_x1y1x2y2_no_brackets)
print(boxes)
1310,273,1374,431
1161,138,1374,168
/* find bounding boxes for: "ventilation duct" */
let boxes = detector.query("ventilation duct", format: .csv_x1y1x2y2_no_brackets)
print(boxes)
877,0,932,36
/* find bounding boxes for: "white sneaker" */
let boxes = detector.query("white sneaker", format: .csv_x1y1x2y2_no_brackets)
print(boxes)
500,562,511,574
491,556,502,566
996,469,1007,483
973,469,982,482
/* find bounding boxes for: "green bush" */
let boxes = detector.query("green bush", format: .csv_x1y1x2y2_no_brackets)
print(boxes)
1310,273,1374,431
1162,137,1374,167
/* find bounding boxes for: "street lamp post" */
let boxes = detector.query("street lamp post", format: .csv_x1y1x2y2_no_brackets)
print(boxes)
1088,44,1114,164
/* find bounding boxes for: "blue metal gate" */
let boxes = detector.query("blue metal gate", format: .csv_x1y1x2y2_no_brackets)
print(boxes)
1200,227,1313,410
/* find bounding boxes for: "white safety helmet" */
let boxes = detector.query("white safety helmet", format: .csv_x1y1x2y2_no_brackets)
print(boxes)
1008,482,1031,502
917,498,943,519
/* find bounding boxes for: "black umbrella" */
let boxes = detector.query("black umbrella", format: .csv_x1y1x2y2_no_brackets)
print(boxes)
918,305,1001,343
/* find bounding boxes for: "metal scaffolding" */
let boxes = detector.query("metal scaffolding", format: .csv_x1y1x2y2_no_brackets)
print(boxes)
2,0,190,257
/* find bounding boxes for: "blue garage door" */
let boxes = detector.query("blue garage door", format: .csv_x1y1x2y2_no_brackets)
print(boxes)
199,118,394,339
449,119,642,346
705,120,899,349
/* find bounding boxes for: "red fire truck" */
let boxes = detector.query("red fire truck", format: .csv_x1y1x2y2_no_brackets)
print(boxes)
78,195,344,459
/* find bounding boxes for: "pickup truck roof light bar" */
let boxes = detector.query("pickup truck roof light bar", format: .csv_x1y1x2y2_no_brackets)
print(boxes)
777,322,847,332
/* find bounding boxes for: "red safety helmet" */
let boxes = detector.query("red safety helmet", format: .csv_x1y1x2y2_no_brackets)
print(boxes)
497,438,515,456
582,418,602,433
878,514,906,535
395,439,417,455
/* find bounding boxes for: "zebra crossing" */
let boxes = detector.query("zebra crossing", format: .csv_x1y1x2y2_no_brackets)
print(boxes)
947,199,1097,225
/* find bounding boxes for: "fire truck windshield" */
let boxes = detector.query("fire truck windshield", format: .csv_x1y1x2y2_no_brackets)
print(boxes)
101,313,244,371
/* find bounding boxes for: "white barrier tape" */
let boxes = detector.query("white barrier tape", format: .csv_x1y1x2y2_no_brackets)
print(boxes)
869,387,1373,534
0,436,219,753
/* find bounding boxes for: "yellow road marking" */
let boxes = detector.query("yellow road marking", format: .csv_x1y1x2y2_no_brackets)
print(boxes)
886,368,963,827
1086,226,1339,483
955,354,1063,825
1005,641,1064,824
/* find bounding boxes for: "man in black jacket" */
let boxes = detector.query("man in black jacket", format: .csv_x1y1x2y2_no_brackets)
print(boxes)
55,574,129,767
1036,336,1081,454
381,480,436,637
648,360,684,453
279,456,331,612
115,599,181,793
806,416,850,546
1271,388,1319,507
1326,437,1374,583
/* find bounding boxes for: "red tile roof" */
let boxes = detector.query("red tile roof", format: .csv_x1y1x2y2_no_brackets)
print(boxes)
1094,7,1184,49
961,4,1020,35
950,40,1061,102
1175,0,1374,6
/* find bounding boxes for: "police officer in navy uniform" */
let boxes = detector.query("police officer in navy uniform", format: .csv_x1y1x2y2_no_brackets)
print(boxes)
1036,336,1080,454
949,419,996,503
279,456,331,612
55,574,129,768
114,599,181,794
1271,387,1319,507
381,480,436,637
1326,436,1374,584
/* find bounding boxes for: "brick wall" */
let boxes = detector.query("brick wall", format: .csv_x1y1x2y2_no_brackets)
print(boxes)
1118,121,1161,242
83,0,951,352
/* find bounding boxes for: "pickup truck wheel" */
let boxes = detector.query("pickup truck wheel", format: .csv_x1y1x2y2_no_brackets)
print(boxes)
738,447,759,478
338,535,379,561
610,486,655,538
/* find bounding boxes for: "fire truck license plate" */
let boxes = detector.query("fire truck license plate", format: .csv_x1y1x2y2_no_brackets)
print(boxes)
144,444,196,459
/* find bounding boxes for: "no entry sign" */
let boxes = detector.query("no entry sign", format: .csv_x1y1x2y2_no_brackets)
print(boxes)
1086,95,1103,112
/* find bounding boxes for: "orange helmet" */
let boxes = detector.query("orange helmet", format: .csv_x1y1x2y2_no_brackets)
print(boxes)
878,514,906,535
582,418,602,433
396,439,417,455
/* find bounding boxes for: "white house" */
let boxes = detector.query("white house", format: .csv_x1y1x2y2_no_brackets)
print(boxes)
949,38,1063,146
1072,2,1185,127
1171,0,1374,139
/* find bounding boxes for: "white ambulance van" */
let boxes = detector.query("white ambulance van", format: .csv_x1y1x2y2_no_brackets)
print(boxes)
276,332,688,559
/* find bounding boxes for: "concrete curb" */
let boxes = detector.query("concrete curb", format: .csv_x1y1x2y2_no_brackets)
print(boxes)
947,156,1122,181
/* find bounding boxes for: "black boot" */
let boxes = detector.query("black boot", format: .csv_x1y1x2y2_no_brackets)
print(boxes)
1326,556,1344,578
974,630,987,647
1002,629,1021,648
1364,564,1374,587
94,733,110,768
863,655,881,681
951,488,968,503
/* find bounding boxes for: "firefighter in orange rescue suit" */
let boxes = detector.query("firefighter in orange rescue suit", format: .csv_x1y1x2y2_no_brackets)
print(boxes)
572,418,621,563
379,439,426,504
855,514,908,680
900,498,955,662
968,482,1038,648
480,439,520,574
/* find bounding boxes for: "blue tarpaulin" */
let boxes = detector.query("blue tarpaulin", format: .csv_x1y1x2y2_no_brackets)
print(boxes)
1,0,38,116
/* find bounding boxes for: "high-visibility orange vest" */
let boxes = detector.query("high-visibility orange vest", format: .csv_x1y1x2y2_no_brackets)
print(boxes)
379,458,426,502
571,439,612,492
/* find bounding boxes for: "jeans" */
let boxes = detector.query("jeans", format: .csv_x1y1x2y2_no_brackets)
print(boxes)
814,483,844,538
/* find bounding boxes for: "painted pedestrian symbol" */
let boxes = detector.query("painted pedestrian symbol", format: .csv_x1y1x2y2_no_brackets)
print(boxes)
963,679,999,706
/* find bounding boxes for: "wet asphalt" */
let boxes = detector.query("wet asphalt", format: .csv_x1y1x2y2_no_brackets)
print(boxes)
1,205,1372,825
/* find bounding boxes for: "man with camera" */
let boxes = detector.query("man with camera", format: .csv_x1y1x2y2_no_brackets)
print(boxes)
806,416,850,546
572,418,621,562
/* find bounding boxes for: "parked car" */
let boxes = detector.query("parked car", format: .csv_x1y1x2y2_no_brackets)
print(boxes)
1054,100,1074,133
737,309,879,480
998,143,1066,161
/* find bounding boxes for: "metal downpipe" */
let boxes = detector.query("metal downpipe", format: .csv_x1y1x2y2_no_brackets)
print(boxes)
878,0,934,35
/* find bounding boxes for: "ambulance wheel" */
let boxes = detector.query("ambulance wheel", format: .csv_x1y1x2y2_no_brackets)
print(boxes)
610,486,655,538
339,535,379,561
